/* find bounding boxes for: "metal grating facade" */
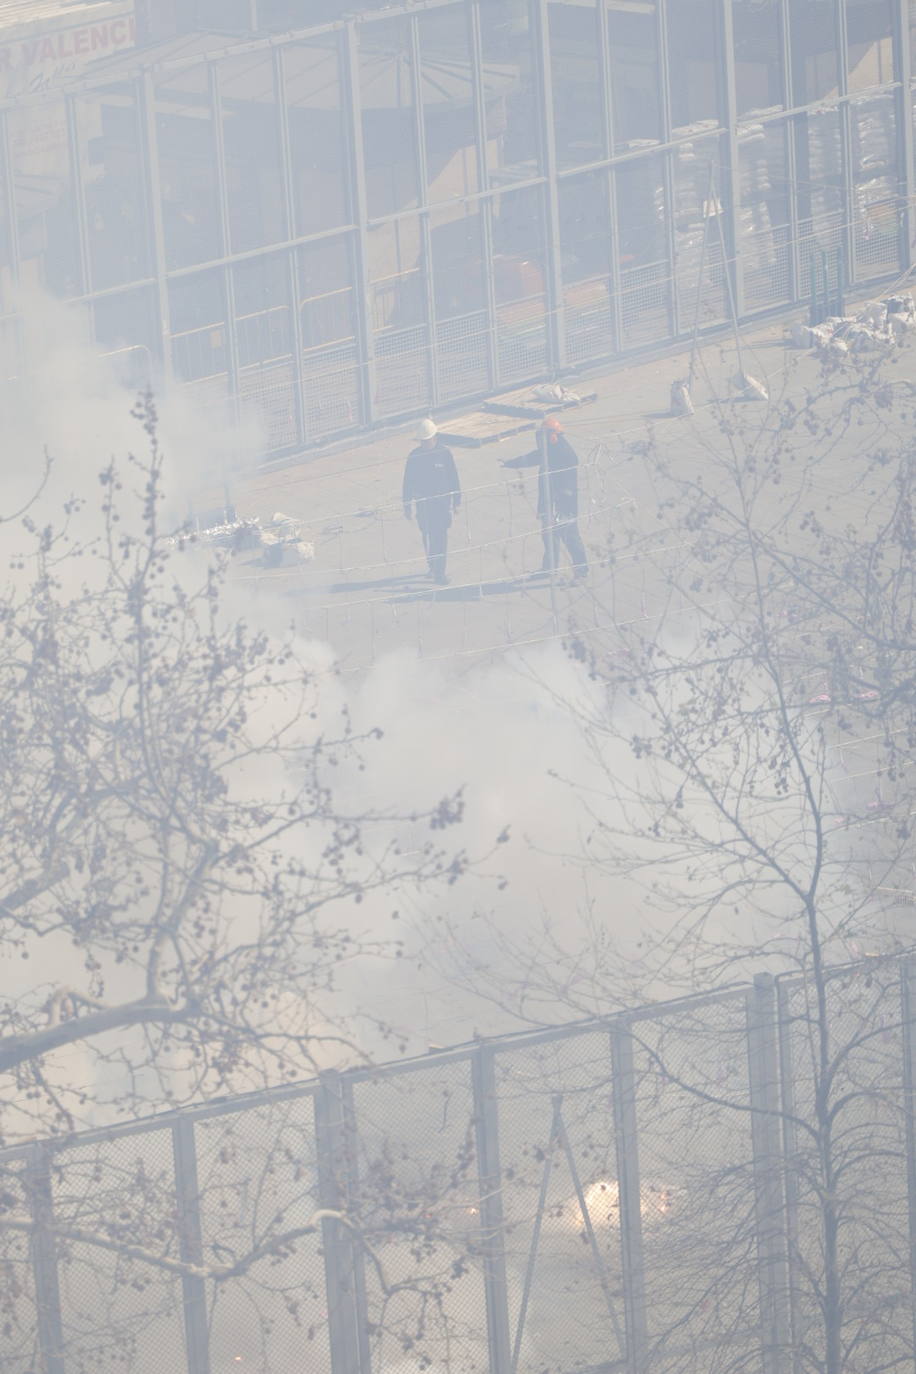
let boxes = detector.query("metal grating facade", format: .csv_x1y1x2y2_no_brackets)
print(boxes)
0,0,913,457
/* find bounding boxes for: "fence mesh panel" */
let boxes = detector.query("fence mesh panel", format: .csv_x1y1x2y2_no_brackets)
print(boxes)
195,1095,330,1374
51,1130,185,1374
0,1157,40,1374
350,1057,488,1374
3,959,915,1374
494,1031,626,1374
780,963,914,1373
631,993,760,1374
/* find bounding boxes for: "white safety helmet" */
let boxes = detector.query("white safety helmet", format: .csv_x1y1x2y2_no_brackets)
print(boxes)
414,417,438,441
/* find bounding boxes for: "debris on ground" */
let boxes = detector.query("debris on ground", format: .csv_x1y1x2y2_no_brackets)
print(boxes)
171,509,315,565
787,293,916,357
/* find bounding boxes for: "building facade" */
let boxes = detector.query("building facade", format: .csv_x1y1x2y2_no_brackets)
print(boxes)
1,0,913,455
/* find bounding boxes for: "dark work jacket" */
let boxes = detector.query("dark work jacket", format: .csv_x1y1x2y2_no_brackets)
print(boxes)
537,434,579,520
402,442,461,527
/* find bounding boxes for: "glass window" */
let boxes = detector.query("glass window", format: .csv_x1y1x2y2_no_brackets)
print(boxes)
93,287,158,390
795,108,844,228
606,1,662,151
283,35,351,238
667,0,723,135
155,66,222,269
298,237,356,350
733,0,785,117
490,184,546,304
845,0,894,92
480,3,541,186
850,94,899,275
8,102,82,296
790,2,840,104
77,85,150,292
418,7,480,199
614,154,671,345
169,269,228,383
558,170,611,285
233,254,292,369
430,205,485,319
615,155,666,268
219,53,285,254
672,137,727,328
738,122,792,307
360,17,419,217
549,1,604,169
368,215,426,331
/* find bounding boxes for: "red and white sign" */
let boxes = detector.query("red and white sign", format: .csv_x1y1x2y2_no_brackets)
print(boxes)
0,4,136,102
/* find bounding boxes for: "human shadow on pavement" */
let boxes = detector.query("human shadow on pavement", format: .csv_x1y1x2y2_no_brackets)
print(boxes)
327,574,428,594
388,574,548,604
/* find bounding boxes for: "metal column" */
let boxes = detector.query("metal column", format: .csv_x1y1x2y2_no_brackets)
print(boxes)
611,1026,649,1374
140,70,174,387
344,21,377,429
28,1144,66,1374
746,973,791,1374
893,0,914,273
472,1046,512,1374
899,958,916,1361
172,1118,211,1374
314,1073,371,1374
721,0,744,319
534,0,566,373
775,977,802,1374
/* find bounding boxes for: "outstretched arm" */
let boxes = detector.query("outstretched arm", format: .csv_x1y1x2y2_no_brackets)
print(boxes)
402,456,414,518
446,450,462,510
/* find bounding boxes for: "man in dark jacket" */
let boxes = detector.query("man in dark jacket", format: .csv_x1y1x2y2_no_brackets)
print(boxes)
403,419,461,585
537,416,587,578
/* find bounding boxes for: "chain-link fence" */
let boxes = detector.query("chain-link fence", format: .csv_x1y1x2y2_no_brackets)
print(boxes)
2,957,915,1374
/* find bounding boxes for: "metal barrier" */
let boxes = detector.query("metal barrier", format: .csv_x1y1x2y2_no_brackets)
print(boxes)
1,956,914,1374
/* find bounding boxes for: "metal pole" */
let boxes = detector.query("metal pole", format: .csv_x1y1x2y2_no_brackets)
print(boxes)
899,958,916,1362
535,0,566,374
172,1118,211,1374
746,973,791,1374
776,978,802,1374
555,1110,626,1354
27,1144,66,1374
314,1073,370,1374
471,1046,512,1374
139,70,173,387
537,425,559,633
611,1027,649,1374
720,0,744,321
344,21,377,428
511,1097,561,1374
893,0,914,274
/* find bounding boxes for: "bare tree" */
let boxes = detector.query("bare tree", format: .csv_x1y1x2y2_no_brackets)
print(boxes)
0,406,473,1142
433,348,916,1374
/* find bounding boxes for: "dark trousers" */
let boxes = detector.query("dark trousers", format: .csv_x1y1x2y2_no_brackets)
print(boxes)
542,518,587,575
419,510,450,581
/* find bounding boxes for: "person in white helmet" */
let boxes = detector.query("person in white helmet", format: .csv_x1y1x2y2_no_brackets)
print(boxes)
402,418,461,585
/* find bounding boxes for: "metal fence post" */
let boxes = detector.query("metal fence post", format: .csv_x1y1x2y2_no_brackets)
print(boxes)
172,1118,211,1374
611,1026,649,1374
471,1046,512,1374
746,973,791,1374
899,958,916,1361
775,977,802,1373
27,1144,65,1374
314,1073,371,1374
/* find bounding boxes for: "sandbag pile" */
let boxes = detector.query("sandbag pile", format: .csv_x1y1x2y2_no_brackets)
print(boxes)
787,294,916,357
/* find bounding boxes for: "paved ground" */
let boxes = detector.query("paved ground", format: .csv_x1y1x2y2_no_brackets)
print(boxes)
210,305,898,673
